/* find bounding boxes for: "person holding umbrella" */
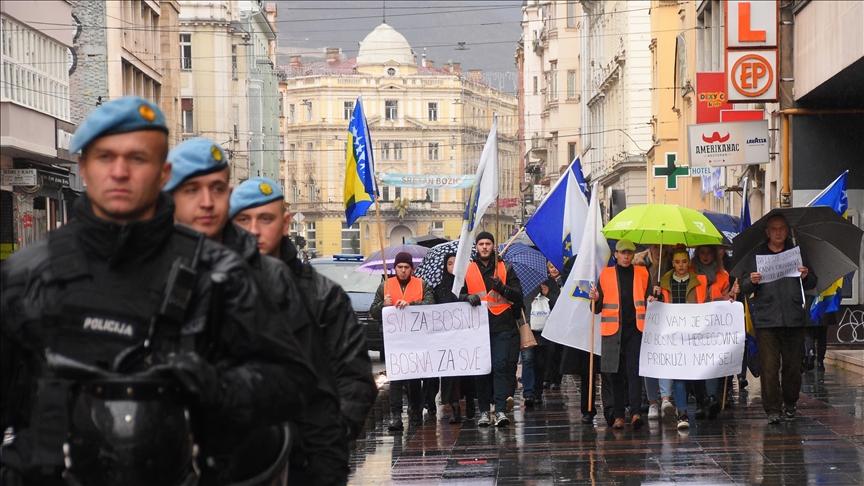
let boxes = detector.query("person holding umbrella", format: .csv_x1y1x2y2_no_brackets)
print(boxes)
370,252,435,430
588,239,654,430
737,213,817,425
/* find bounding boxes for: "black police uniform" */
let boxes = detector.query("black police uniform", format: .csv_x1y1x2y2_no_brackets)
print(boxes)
277,236,377,441
0,195,317,485
220,224,349,486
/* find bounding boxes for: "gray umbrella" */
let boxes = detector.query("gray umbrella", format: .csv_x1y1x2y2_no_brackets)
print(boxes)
730,206,863,295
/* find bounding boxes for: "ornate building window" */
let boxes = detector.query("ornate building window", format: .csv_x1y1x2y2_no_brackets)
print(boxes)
385,100,398,121
428,102,438,121
428,142,439,160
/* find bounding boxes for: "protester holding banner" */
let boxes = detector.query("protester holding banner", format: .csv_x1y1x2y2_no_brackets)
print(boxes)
461,231,523,427
520,261,562,409
588,239,652,430
656,248,710,430
737,213,817,425
634,244,671,421
370,252,435,430
432,253,477,424
692,245,740,415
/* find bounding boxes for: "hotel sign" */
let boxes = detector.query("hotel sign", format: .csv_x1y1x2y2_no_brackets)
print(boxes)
687,120,769,167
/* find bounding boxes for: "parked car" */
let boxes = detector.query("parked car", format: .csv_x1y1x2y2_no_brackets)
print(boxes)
309,254,385,359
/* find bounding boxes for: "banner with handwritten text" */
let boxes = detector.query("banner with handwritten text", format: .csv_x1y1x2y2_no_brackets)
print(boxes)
756,246,802,284
639,300,745,380
383,302,491,380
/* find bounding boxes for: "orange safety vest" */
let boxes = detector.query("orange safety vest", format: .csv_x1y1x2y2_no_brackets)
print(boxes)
599,265,649,336
709,271,730,301
386,276,424,303
690,266,731,302
465,261,511,315
660,274,708,304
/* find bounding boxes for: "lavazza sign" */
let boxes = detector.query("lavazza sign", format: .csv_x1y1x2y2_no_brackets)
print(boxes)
688,120,769,167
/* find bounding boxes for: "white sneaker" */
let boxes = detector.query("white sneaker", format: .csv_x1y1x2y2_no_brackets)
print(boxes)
648,403,661,420
661,399,674,418
495,412,510,427
477,411,492,426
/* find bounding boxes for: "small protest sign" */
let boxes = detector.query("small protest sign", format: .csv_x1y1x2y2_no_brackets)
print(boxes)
382,301,491,380
756,246,802,284
639,300,745,380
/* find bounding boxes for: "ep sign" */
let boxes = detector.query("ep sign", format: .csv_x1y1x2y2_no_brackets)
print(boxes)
725,0,779,103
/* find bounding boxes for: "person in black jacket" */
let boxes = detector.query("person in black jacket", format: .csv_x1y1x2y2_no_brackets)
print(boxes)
229,177,376,444
432,253,477,423
0,97,316,486
520,261,562,408
737,214,817,425
460,231,523,427
166,141,343,485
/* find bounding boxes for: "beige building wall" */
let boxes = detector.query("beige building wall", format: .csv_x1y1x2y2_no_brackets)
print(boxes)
647,0,707,209
280,26,518,256
179,0,250,185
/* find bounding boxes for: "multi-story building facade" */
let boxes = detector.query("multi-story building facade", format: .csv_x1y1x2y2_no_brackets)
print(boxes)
178,0,280,186
518,1,588,216
70,1,181,146
646,0,710,209
280,23,519,257
0,1,76,258
580,0,652,218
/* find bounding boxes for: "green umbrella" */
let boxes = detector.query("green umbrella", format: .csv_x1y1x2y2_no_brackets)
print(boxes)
601,204,724,246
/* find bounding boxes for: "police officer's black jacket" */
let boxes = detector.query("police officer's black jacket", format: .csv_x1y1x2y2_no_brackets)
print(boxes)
0,194,316,478
221,225,349,485
278,236,376,442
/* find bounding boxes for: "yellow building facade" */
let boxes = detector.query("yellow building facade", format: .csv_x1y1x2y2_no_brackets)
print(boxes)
280,24,519,257
647,0,707,208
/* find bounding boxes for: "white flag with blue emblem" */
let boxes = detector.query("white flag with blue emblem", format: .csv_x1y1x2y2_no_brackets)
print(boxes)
451,117,499,295
562,170,589,264
542,182,610,354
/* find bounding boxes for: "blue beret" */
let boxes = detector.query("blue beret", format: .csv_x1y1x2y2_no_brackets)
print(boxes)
229,177,284,219
163,137,229,192
70,96,167,154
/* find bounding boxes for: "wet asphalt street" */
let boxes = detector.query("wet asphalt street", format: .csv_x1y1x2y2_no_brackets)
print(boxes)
348,363,864,485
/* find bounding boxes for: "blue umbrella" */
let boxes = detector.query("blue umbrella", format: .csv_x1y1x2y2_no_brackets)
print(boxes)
499,243,548,298
698,210,740,244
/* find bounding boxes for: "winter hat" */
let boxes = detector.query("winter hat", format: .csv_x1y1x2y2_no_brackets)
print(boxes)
475,231,495,244
394,251,414,268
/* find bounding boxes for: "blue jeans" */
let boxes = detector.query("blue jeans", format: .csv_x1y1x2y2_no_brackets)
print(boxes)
655,378,673,400
672,379,690,413
644,377,672,402
476,331,512,414
520,343,546,399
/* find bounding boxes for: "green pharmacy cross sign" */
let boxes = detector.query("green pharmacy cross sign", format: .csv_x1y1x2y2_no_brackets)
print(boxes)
653,152,689,190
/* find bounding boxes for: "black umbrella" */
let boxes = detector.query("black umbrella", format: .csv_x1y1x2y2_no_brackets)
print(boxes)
730,206,863,296
409,234,451,248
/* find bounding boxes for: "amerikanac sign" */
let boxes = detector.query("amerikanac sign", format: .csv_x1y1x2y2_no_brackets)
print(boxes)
687,120,769,167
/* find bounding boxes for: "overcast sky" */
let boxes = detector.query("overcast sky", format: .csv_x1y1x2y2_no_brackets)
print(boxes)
273,1,524,92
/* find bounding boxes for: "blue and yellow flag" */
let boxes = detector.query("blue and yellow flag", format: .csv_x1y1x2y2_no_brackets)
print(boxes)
807,170,849,322
344,96,378,226
740,180,758,357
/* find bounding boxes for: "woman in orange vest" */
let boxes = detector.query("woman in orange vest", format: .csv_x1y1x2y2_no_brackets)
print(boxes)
657,248,708,431
589,239,655,430
691,245,740,421
370,251,435,431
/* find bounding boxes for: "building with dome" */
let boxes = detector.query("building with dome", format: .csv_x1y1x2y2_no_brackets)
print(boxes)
278,23,519,257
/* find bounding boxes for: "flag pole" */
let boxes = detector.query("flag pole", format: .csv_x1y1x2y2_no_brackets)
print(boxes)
588,194,597,413
374,184,389,296
499,226,525,257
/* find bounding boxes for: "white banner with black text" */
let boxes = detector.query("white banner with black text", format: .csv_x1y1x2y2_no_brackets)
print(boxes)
639,300,745,380
383,301,491,380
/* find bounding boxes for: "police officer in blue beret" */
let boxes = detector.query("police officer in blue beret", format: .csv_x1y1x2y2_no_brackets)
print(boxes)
165,140,349,485
231,177,377,484
0,97,316,486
